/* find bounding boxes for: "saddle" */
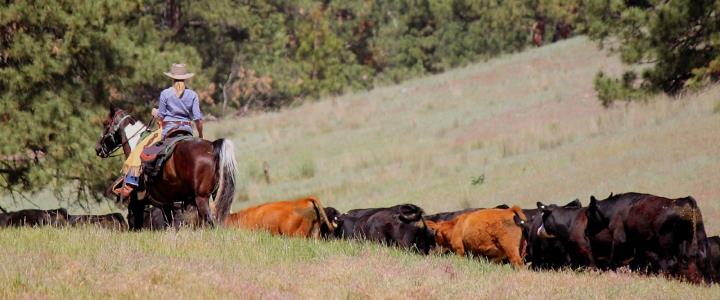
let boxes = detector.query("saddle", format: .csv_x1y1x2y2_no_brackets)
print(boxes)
140,130,195,183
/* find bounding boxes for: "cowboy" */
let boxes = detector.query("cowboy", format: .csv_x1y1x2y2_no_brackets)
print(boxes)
114,63,204,198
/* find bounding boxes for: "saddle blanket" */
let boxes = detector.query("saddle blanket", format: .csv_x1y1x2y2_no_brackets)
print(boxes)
141,133,195,182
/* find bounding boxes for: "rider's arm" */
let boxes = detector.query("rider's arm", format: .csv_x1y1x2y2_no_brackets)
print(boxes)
157,92,168,119
191,93,204,138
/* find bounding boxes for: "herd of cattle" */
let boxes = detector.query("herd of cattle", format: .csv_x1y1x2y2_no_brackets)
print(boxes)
2,192,719,284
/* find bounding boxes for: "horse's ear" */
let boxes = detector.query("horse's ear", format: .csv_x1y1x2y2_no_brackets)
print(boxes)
108,105,117,117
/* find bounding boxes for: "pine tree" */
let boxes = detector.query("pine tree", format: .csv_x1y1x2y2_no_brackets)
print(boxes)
583,0,720,105
0,0,201,202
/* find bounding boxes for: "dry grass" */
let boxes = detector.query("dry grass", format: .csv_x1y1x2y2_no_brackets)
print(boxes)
0,228,717,299
3,37,720,298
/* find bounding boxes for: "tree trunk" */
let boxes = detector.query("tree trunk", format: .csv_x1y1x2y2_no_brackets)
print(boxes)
165,0,182,33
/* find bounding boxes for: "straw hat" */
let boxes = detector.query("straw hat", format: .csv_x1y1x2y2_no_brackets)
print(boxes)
164,63,194,80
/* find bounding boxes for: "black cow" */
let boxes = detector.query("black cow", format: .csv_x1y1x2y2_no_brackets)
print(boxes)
322,207,342,238
334,204,435,254
707,236,720,282
523,199,586,269
68,213,128,230
587,192,711,283
0,208,69,227
533,200,613,269
425,204,510,222
127,205,198,230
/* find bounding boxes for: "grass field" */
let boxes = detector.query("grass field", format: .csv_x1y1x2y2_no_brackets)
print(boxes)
2,36,720,298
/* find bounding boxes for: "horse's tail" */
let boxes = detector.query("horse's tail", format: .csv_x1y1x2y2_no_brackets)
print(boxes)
212,138,237,225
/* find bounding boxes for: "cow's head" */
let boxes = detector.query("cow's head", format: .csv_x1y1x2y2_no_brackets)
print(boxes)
536,199,582,239
537,203,557,239
415,219,437,254
586,195,609,236
395,204,436,254
426,220,453,254
321,207,341,238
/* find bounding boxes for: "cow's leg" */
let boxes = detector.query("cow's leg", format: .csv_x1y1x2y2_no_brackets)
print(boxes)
499,237,524,268
172,207,184,229
609,226,627,269
574,237,596,268
451,236,465,257
127,193,145,231
162,206,175,229
195,195,214,227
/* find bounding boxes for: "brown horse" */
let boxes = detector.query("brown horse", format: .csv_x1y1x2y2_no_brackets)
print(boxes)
95,108,236,229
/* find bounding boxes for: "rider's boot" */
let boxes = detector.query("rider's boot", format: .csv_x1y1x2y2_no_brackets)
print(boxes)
114,174,140,200
114,183,134,199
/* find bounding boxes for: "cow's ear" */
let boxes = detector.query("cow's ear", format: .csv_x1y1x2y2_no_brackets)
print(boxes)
588,196,599,213
536,202,546,209
587,198,604,222
513,214,526,227
608,192,614,198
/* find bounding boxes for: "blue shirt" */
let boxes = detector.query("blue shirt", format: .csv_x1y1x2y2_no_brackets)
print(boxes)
158,87,203,122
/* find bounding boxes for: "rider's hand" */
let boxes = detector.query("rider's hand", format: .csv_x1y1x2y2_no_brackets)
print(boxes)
151,108,159,118
195,120,204,139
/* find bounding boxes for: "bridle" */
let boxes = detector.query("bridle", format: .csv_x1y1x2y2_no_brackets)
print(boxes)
97,110,149,158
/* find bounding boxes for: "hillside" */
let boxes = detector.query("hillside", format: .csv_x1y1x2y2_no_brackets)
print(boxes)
213,37,720,233
2,37,720,298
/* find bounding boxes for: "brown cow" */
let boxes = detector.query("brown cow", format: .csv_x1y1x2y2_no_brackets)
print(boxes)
428,205,527,267
224,196,335,238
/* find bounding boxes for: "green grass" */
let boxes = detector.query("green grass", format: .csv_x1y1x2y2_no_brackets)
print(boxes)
3,36,720,298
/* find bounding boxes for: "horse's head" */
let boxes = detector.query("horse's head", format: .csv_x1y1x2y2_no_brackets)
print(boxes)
95,107,133,158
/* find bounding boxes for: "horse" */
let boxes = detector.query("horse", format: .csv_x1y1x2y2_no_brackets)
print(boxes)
94,107,237,229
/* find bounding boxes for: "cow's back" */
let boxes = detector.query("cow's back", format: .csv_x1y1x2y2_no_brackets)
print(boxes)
5,209,68,227
226,197,327,238
70,213,128,230
337,204,434,253
454,208,522,243
335,207,384,238
451,207,526,266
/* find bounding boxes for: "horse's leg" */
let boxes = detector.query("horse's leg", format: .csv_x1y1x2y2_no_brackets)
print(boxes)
195,195,214,227
127,193,144,231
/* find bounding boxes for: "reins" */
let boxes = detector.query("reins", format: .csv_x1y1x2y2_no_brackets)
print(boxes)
102,112,156,158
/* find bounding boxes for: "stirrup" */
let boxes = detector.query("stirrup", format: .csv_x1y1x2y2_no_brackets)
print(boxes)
107,176,125,197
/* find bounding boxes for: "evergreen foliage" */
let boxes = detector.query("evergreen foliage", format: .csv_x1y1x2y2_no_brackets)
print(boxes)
583,0,720,106
0,0,200,202
2,0,578,201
